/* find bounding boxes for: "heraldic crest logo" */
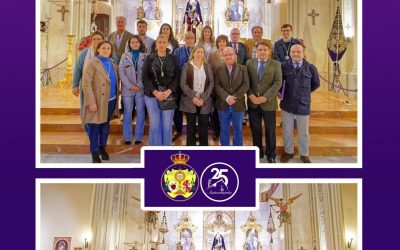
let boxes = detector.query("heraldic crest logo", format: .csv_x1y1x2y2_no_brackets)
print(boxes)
161,152,198,201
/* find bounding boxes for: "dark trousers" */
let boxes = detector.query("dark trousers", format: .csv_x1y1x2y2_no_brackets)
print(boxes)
174,92,183,133
87,99,117,153
248,106,276,157
186,108,209,146
210,95,220,135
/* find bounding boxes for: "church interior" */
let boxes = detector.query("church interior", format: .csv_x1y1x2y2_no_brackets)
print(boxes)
40,182,359,250
39,0,358,163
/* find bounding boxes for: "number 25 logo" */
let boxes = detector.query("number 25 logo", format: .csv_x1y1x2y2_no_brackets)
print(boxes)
211,168,229,186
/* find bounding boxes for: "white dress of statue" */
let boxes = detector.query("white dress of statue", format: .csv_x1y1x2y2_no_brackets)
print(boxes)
246,229,260,250
181,230,192,250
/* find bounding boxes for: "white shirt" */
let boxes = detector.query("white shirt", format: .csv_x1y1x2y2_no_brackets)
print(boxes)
190,61,206,97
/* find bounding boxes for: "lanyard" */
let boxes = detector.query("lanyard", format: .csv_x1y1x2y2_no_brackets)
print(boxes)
283,39,292,57
158,55,166,77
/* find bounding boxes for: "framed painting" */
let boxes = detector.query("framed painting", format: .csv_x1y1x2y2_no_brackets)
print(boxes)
53,237,72,250
137,0,161,21
225,0,250,27
172,0,214,41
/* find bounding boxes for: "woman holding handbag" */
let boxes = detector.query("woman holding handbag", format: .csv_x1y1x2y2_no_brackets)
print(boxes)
180,46,214,146
82,41,119,163
142,35,180,146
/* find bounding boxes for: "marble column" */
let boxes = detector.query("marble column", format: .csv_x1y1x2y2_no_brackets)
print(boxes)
322,184,346,250
90,184,128,250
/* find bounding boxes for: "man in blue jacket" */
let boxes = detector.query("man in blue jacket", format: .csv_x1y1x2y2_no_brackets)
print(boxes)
273,24,302,63
280,44,320,163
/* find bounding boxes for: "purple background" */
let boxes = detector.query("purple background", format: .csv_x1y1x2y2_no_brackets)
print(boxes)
144,150,256,207
1,0,399,249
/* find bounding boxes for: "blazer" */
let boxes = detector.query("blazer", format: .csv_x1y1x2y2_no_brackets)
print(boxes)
119,51,146,97
273,38,302,63
244,38,273,59
229,41,249,65
81,57,119,124
246,58,282,111
108,30,134,61
142,50,180,98
179,62,214,114
214,63,249,112
279,60,320,115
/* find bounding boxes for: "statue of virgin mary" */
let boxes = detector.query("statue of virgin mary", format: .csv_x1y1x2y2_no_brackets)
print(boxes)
211,232,226,250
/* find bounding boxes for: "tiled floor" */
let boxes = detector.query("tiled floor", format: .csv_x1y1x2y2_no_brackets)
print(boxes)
40,153,357,164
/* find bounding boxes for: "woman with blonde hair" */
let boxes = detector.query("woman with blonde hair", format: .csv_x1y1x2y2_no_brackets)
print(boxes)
142,35,180,146
196,25,216,60
180,46,214,146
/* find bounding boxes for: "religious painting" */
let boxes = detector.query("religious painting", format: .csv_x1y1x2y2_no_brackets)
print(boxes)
225,0,249,25
137,0,161,21
52,237,71,250
172,0,214,41
203,211,235,250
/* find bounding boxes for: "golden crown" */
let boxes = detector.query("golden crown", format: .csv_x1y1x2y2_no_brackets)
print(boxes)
170,152,190,164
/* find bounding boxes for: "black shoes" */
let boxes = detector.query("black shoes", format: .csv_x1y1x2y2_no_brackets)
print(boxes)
99,146,110,161
267,156,277,163
134,140,142,145
92,152,101,163
124,141,132,145
213,131,220,141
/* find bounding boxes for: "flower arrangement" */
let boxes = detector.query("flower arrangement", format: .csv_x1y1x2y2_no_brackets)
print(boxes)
78,35,92,51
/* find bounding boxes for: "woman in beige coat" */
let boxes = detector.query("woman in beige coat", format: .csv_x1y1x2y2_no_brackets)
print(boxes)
82,41,119,163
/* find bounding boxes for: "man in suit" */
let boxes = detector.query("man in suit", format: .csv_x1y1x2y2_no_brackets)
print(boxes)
280,44,320,163
229,28,249,65
244,26,273,60
247,41,282,162
214,47,249,146
108,16,134,63
273,24,302,63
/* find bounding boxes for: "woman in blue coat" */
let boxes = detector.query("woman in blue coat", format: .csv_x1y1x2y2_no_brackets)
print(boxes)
119,35,147,145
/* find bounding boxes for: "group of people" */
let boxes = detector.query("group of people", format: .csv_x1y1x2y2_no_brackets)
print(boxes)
72,16,320,164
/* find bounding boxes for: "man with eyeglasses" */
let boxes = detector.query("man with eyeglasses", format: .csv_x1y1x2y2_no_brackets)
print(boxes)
273,24,302,63
229,28,249,65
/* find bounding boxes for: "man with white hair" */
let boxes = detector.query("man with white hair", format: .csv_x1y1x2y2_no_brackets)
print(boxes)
279,44,320,163
108,16,134,62
214,47,249,146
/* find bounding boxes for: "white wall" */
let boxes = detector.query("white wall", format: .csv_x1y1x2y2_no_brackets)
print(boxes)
40,184,94,250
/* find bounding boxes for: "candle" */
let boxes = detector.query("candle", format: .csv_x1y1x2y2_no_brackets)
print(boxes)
70,0,73,35
217,18,219,35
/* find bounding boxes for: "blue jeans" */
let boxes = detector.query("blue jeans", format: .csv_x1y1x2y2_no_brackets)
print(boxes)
144,96,174,146
218,106,244,146
86,99,117,153
122,93,145,142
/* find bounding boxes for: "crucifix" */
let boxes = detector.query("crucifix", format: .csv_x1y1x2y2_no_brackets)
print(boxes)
308,9,320,25
57,6,69,22
345,23,352,31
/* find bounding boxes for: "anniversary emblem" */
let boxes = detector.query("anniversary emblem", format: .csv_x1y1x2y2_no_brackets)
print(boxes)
161,152,198,201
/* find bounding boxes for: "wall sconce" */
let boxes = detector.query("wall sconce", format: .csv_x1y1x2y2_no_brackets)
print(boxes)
347,238,353,248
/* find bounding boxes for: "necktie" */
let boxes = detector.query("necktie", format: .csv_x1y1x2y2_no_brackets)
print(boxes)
233,43,238,54
258,61,266,81
295,63,301,70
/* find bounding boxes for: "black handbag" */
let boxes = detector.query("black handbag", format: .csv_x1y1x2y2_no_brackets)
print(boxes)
152,64,177,110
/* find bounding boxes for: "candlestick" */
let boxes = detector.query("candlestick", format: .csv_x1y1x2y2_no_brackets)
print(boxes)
70,0,73,35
